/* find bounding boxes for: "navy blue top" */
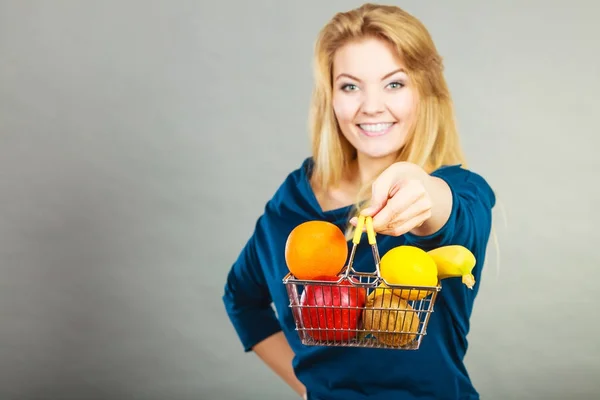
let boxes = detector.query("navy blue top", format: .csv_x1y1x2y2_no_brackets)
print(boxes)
223,158,496,400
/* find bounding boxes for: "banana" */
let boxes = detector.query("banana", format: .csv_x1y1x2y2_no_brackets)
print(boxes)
427,245,477,289
367,282,405,302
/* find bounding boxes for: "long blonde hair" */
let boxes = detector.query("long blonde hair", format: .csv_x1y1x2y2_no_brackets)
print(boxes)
309,3,467,219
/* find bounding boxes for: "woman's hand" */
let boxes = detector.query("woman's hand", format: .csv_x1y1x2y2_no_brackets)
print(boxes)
350,162,451,237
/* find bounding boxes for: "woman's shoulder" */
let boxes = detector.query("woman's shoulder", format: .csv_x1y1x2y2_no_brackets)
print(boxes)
261,157,321,218
269,157,313,200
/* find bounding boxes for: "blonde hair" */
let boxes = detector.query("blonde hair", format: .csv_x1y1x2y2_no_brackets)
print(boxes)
308,3,467,222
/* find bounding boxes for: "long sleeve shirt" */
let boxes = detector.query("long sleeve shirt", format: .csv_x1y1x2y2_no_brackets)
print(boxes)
223,157,496,400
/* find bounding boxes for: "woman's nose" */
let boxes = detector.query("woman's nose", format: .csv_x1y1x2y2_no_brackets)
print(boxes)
360,90,385,115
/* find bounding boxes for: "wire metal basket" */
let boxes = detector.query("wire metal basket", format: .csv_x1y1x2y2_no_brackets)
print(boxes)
283,215,441,350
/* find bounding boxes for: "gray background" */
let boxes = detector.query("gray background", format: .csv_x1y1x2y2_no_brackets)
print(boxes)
1,1,598,399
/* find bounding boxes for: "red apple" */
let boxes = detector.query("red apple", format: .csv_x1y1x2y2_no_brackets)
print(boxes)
299,276,366,342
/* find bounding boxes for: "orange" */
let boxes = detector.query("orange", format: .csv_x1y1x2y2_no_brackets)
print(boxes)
284,220,348,280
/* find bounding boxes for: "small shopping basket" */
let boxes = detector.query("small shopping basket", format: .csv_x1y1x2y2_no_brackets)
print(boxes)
282,215,441,350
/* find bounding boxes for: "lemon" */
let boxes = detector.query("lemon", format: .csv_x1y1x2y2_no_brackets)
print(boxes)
379,246,438,300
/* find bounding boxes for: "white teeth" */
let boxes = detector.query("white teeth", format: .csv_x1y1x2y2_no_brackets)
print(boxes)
359,123,393,132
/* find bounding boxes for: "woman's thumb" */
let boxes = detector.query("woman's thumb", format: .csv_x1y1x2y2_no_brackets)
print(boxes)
360,184,388,217
359,162,404,217
361,201,384,217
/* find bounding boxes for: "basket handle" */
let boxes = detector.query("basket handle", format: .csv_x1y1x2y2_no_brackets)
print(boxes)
344,214,382,277
352,214,377,246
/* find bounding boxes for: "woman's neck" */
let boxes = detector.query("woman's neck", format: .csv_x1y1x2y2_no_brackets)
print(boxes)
309,153,398,213
353,152,398,187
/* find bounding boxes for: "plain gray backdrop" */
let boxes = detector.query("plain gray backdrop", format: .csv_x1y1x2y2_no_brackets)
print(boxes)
1,1,598,399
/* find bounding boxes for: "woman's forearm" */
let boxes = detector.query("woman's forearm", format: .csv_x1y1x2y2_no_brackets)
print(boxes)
252,331,306,397
410,175,453,236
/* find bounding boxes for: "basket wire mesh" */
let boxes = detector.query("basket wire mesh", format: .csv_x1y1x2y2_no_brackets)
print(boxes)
283,215,441,350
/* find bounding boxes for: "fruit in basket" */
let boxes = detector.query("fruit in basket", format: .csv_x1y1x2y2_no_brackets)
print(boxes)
285,221,348,280
379,246,437,300
366,282,402,300
374,281,434,302
299,276,366,342
362,289,420,347
427,245,477,289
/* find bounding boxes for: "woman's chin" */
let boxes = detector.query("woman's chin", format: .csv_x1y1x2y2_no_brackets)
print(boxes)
355,147,402,162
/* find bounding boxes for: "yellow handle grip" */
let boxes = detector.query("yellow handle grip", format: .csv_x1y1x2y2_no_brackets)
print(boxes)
352,215,365,245
351,214,376,246
365,216,376,245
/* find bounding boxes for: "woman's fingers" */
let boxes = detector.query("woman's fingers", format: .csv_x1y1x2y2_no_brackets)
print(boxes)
391,194,433,225
376,207,432,236
371,179,426,231
350,176,432,237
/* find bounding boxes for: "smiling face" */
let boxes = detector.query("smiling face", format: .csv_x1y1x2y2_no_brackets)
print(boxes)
332,37,417,163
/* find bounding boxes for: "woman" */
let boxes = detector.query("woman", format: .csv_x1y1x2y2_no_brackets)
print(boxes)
223,4,495,400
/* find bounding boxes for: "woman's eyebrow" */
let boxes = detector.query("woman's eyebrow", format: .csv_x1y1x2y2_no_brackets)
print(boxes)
334,68,406,82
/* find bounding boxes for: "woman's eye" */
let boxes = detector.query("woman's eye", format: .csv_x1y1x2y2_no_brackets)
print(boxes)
387,81,404,89
341,83,358,92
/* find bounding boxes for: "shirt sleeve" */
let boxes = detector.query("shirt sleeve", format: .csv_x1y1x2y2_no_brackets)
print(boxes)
403,165,496,336
222,218,282,352
403,165,496,251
